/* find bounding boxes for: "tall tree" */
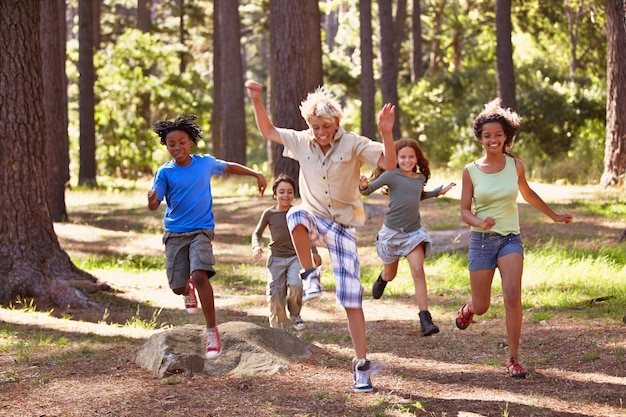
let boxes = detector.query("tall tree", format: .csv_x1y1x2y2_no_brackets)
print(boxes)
495,0,516,109
268,0,323,184
137,0,152,32
78,0,98,186
600,0,626,188
41,0,69,222
214,0,246,164
359,0,376,140
212,0,223,158
0,1,103,308
410,0,424,82
137,0,153,156
378,0,406,139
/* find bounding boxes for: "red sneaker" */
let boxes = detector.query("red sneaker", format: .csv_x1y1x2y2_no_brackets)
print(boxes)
205,326,221,359
506,358,528,378
455,303,475,330
183,278,198,314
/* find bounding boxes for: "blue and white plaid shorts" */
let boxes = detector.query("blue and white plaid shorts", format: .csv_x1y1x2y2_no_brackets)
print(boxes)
287,207,363,309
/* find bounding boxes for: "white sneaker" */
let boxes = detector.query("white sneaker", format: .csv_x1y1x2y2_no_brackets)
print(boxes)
301,268,322,303
352,358,373,393
183,278,198,314
292,316,306,331
205,326,221,359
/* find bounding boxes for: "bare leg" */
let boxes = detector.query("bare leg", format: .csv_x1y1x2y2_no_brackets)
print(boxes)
405,245,428,311
381,260,399,282
291,224,314,270
468,269,496,315
497,253,524,360
191,270,216,328
345,307,367,359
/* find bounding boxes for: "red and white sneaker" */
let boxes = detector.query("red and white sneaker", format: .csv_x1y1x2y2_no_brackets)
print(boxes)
205,326,222,359
183,278,198,314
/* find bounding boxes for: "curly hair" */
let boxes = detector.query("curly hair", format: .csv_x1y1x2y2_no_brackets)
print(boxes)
367,138,431,195
153,114,203,145
299,86,343,124
473,99,521,157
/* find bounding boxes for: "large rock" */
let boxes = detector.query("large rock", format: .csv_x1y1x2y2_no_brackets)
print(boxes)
134,321,320,378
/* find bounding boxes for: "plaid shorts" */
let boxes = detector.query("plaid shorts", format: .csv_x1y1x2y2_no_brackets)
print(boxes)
287,207,363,309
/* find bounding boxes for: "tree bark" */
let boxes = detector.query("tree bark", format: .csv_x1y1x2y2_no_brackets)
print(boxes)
137,0,152,32
410,0,423,82
359,0,376,140
378,0,405,139
212,0,222,158
78,0,98,186
0,1,104,309
41,0,69,223
495,0,516,109
215,0,247,165
600,0,626,188
269,0,323,187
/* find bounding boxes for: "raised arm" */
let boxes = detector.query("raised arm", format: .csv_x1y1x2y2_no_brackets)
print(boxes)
376,103,397,171
245,80,282,144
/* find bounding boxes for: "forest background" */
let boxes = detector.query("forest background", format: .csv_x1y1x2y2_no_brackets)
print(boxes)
65,0,616,189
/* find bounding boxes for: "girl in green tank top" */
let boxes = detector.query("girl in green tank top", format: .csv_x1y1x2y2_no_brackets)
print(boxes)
456,99,573,379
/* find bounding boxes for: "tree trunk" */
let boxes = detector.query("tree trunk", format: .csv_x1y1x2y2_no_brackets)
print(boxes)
359,0,376,140
178,0,187,74
378,0,404,139
495,0,516,109
269,0,323,187
600,0,626,188
0,1,104,309
41,0,69,223
212,0,222,158
428,0,445,76
137,0,152,32
215,0,246,165
137,0,153,163
78,0,98,187
410,0,423,82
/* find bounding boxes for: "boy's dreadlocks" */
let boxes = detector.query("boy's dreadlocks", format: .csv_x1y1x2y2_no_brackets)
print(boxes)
153,114,203,145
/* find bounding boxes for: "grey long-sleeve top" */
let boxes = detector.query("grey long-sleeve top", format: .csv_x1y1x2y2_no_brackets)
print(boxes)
360,169,442,233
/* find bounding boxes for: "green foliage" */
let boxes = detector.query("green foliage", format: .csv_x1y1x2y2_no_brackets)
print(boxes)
94,29,213,179
64,0,610,185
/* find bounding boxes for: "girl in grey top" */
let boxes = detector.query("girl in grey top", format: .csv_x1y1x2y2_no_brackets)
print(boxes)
360,138,455,336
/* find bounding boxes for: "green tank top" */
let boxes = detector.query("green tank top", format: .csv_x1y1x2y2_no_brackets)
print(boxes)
466,156,520,235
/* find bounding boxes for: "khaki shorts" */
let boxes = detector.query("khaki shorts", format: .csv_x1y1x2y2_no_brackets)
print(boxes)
163,229,216,289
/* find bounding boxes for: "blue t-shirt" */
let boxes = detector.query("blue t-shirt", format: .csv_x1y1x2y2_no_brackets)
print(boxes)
152,154,227,233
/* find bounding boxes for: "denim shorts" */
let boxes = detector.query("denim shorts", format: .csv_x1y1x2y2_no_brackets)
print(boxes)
468,231,524,271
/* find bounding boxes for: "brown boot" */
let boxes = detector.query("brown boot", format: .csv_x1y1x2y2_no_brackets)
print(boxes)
419,310,440,336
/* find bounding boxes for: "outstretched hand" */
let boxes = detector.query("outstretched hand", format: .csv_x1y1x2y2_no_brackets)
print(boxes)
257,174,268,197
377,103,396,134
439,182,456,196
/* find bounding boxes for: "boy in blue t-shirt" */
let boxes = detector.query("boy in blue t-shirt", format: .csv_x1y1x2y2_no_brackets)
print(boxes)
148,114,266,359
